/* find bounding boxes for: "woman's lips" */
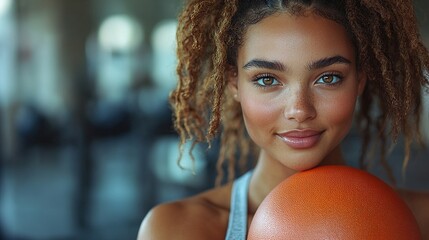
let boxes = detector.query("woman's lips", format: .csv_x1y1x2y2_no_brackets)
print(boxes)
276,129,324,149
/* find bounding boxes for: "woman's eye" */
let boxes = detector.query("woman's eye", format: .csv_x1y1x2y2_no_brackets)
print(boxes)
316,74,343,85
254,76,280,87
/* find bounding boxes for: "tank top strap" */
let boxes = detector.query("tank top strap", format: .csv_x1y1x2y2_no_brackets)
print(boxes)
225,171,253,240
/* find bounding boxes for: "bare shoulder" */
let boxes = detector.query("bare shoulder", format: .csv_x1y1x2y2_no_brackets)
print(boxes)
397,189,429,239
398,188,429,216
137,184,232,240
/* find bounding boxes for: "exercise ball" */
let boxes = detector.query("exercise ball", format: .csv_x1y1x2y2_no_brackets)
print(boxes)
248,165,421,239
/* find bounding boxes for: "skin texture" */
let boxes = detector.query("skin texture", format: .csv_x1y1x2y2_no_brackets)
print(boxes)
231,13,365,172
137,12,429,240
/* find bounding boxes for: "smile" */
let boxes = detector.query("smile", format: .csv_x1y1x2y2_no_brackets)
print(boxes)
276,129,324,149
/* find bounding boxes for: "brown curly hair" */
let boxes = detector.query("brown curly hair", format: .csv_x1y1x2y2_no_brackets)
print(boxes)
170,0,429,186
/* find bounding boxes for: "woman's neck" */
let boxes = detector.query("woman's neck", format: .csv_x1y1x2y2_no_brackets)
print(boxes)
247,146,345,214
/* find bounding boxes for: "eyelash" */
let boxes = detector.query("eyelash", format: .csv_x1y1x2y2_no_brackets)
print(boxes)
252,74,281,89
251,72,345,89
315,72,344,87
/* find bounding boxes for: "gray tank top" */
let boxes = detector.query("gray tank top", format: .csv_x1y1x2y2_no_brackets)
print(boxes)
225,171,253,240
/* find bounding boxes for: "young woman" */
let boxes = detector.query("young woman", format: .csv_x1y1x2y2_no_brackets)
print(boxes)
138,0,429,239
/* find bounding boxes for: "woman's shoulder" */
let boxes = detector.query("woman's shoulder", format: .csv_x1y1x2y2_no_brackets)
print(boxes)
398,188,429,215
397,188,429,239
137,184,233,240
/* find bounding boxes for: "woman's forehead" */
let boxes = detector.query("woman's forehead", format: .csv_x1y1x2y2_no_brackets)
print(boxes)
238,12,356,67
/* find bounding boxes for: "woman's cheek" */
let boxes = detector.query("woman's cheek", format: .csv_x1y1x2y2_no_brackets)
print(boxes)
321,92,357,128
240,96,279,139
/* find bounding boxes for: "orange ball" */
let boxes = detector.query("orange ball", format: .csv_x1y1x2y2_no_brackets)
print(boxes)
248,165,421,240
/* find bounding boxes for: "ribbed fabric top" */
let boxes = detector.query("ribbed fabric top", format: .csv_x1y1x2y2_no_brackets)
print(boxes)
225,171,253,240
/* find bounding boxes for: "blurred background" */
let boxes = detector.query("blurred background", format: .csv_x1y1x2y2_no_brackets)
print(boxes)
0,0,428,239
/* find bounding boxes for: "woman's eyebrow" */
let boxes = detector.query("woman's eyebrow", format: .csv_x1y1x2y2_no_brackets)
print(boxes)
242,56,351,71
307,55,351,70
242,59,285,71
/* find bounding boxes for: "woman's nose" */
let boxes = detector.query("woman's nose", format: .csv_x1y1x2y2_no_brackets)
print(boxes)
283,88,316,123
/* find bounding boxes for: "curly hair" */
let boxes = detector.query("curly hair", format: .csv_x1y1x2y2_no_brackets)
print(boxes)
171,0,429,186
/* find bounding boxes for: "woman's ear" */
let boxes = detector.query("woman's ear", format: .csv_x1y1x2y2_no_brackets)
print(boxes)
357,70,367,96
226,65,239,101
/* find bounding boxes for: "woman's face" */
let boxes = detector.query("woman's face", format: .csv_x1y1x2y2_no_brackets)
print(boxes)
230,12,366,171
